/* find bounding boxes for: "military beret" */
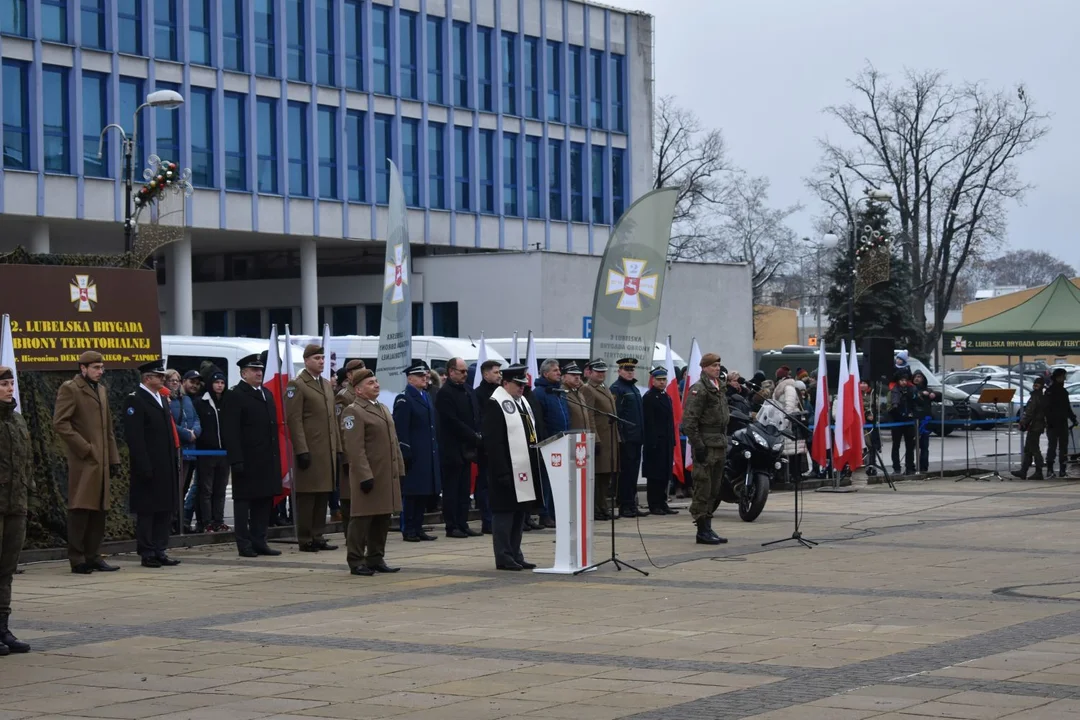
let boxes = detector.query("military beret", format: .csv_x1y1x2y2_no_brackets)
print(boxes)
303,344,324,359
78,350,104,365
344,358,365,372
351,368,375,387
700,353,721,368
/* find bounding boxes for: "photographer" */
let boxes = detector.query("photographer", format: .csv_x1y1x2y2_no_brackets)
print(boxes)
888,372,917,475
911,371,938,473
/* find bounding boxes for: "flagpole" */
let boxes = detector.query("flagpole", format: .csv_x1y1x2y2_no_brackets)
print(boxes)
279,325,301,545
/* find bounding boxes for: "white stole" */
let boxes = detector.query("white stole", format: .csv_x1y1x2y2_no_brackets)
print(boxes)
491,385,537,504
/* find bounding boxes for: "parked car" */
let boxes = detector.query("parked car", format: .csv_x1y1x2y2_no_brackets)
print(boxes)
971,365,1010,376
943,371,989,387
1011,360,1051,377
952,380,1021,426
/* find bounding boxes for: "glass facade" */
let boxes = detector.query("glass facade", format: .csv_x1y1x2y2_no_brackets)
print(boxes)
399,11,418,100
222,0,244,71
525,135,540,218
500,32,516,116
318,106,337,199
549,139,563,221
453,21,469,108
190,0,212,65
478,128,495,213
224,93,247,191
256,97,278,193
41,0,67,43
372,5,391,94
454,126,469,211
254,0,274,75
316,0,335,86
155,0,178,61
374,113,392,204
346,110,365,202
2,60,30,170
82,0,106,49
546,41,561,122
427,16,443,104
401,117,419,206
287,0,306,82
345,0,363,91
502,132,518,217
428,122,445,209
155,81,181,168
42,66,69,173
524,37,539,119
117,0,142,55
82,71,108,177
2,0,27,36
288,101,309,196
190,88,214,187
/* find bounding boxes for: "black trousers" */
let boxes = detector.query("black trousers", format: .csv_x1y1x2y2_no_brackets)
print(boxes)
401,495,428,537
1046,425,1071,472
135,511,171,558
891,424,916,473
0,513,26,617
441,463,472,532
645,475,668,510
196,455,230,527
234,497,272,552
618,442,642,508
492,509,526,567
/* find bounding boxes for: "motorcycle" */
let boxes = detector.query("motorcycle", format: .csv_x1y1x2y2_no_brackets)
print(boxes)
720,409,792,522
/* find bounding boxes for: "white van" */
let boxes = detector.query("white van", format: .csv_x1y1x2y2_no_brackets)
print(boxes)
285,335,509,374
161,335,303,388
485,337,686,371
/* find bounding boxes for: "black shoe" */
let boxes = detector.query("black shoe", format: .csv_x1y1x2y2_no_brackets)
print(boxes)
541,517,557,529
71,563,94,575
418,531,438,541
254,546,282,556
462,527,483,537
157,555,181,567
446,528,469,539
350,566,375,576
1047,470,1057,478
369,562,400,573
664,505,680,515
594,510,610,521
1011,470,1027,480
635,507,650,517
497,562,524,571
705,517,728,544
649,507,666,516
91,560,120,572
696,529,722,545
0,627,29,654
299,543,320,552
403,534,421,542
619,506,636,519
141,557,162,568
524,517,542,531
1031,471,1045,480
0,642,8,657
517,560,537,570
315,541,338,551
238,548,259,558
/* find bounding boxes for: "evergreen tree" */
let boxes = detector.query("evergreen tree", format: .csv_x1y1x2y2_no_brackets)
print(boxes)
824,204,925,354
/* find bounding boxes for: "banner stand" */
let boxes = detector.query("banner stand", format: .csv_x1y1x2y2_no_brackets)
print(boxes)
534,431,595,575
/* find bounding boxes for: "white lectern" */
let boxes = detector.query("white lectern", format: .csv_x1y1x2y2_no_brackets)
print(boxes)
534,431,595,574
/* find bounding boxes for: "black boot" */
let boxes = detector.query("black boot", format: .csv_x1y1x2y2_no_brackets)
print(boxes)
1012,461,1029,480
696,518,721,545
1031,463,1045,480
705,517,728,544
0,616,30,654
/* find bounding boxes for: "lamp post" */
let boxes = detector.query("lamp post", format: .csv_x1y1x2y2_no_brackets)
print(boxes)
816,233,838,344
848,189,893,346
97,90,184,254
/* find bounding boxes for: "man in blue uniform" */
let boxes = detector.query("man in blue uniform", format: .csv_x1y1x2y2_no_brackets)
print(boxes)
642,366,679,515
610,358,646,518
393,361,441,542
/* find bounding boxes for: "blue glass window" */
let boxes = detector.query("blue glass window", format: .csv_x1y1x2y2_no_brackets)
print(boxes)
568,46,583,125
190,88,214,187
118,77,145,172
225,93,247,191
117,0,142,54
502,132,518,216
546,41,561,122
477,27,493,112
257,97,278,193
41,0,67,43
154,0,177,60
255,0,275,75
222,0,244,71
401,117,420,206
452,21,468,108
372,6,390,94
454,126,469,211
288,101,309,196
501,32,516,116
399,11,418,100
374,113,392,203
428,122,445,209
569,141,584,222
316,0,334,85
591,144,605,223
611,147,625,222
525,136,540,218
154,81,180,165
523,37,539,119
82,71,108,177
346,109,365,202
610,55,625,133
42,66,69,173
189,0,211,65
287,0,306,82
81,0,105,49
589,49,604,129
478,129,494,213
426,16,443,104
318,106,337,199
548,139,563,221
345,0,363,91
2,0,27,36
2,61,30,170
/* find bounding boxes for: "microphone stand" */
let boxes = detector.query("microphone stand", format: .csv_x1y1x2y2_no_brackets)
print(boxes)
866,381,896,491
956,375,992,482
757,398,818,549
563,391,647,577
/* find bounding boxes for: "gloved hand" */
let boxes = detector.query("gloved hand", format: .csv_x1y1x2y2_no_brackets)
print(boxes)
231,462,245,476
109,464,121,477
360,478,375,494
296,452,311,469
694,447,708,464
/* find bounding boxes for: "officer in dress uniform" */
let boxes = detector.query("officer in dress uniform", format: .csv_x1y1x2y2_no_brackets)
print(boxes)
683,353,729,545
642,366,679,516
581,359,620,521
610,357,646,518
123,360,182,568
334,359,366,533
393,361,441,542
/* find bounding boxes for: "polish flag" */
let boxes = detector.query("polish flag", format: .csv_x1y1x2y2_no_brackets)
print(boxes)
320,322,332,381
473,333,488,390
1,314,20,412
510,331,520,364
845,342,865,471
665,336,685,484
834,341,850,470
264,324,295,501
681,338,702,472
525,330,539,389
810,340,831,468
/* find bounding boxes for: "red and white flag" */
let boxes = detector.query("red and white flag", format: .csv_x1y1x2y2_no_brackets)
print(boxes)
834,341,850,469
665,336,685,484
264,325,295,498
681,338,702,472
810,339,831,468
525,330,539,389
845,342,865,471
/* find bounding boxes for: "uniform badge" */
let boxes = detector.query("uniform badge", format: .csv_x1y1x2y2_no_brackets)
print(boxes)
343,415,355,430
336,406,342,416
502,400,516,414
286,387,295,398
126,406,135,415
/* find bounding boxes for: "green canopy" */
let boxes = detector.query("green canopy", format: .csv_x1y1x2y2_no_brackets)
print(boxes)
943,275,1080,355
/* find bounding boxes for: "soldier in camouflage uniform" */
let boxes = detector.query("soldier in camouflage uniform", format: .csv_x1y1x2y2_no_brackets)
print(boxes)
0,366,32,655
682,353,729,545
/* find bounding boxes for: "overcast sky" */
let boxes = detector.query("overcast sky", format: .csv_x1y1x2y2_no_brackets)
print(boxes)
616,0,1080,271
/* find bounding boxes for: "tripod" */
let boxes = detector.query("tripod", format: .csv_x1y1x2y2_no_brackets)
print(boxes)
957,376,992,482
565,392,648,577
866,381,896,491
762,468,817,549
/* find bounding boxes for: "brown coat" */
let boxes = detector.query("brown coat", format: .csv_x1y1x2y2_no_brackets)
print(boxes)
285,369,341,494
563,382,596,436
581,380,620,474
53,374,120,510
341,399,404,517
335,385,356,500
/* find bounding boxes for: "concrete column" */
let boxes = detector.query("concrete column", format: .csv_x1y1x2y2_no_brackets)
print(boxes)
29,222,49,253
172,232,194,335
300,237,319,334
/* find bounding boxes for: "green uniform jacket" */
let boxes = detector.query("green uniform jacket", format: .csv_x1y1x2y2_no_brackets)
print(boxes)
285,369,341,494
1022,389,1046,434
335,385,356,500
683,378,729,461
0,400,33,515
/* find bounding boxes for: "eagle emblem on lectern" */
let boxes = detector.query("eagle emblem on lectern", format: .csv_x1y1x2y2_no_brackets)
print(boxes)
575,442,587,468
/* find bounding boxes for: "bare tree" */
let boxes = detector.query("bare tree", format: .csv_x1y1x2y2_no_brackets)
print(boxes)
809,65,1050,356
653,95,734,260
983,250,1076,289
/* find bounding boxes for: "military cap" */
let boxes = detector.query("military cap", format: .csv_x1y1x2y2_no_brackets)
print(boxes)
237,353,264,369
585,358,608,372
351,368,375,386
561,361,583,375
137,359,167,375
649,366,668,378
405,360,430,375
700,353,722,368
502,363,529,385
0,366,12,381
616,357,638,369
303,343,324,359
344,358,365,372
78,350,104,364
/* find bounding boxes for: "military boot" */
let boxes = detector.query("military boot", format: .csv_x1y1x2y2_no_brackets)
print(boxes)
705,517,728,544
0,616,30,654
1011,460,1029,480
696,518,721,545
1031,462,1045,480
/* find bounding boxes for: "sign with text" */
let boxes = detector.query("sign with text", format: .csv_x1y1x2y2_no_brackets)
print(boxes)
0,264,162,370
943,333,1080,355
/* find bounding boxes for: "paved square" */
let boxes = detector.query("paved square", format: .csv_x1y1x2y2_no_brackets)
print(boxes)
9,478,1080,719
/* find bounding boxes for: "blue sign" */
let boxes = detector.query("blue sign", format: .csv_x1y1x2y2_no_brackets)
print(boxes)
582,316,592,339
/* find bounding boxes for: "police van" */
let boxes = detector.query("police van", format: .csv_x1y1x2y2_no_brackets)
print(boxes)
284,335,508,374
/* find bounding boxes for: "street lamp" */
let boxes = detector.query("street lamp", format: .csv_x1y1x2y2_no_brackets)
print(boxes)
848,189,893,347
97,90,185,254
801,233,838,346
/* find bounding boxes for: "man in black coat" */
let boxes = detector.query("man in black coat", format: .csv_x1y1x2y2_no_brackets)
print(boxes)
1044,367,1078,478
221,354,284,558
481,365,542,571
642,367,678,516
610,358,646,518
193,365,230,532
435,357,483,538
123,360,181,569
471,359,502,535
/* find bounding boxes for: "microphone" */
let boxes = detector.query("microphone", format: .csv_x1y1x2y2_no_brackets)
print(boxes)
549,387,570,394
